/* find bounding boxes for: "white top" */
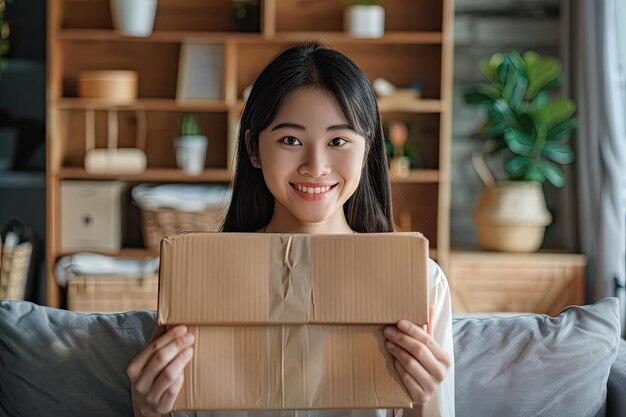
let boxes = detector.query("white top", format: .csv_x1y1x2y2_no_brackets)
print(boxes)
171,259,455,417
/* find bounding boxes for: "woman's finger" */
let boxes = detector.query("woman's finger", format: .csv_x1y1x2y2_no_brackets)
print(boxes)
148,347,194,405
387,340,437,395
133,331,195,395
384,324,449,382
393,358,430,405
127,325,189,381
155,375,185,415
393,320,452,368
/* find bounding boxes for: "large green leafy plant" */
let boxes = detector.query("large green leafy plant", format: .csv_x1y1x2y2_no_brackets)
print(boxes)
464,50,577,188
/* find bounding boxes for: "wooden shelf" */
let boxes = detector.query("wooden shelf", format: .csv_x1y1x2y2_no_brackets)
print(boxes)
48,0,455,308
58,29,443,44
391,170,439,183
378,99,444,113
58,30,263,42
57,168,232,182
233,99,444,115
57,98,231,111
271,32,443,44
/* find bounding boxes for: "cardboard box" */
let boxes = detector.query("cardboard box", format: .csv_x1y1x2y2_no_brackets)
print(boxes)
60,181,124,253
158,232,429,411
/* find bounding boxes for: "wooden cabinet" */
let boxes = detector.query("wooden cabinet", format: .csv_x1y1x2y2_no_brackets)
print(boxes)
47,0,455,308
449,250,586,315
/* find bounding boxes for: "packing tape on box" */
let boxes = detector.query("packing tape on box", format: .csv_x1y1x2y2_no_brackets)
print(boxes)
268,234,313,323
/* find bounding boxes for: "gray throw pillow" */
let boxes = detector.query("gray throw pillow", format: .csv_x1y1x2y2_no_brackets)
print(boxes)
452,297,621,417
0,300,156,417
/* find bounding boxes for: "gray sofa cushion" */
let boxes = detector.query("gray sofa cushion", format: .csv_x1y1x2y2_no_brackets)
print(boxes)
0,298,621,417
452,297,621,417
0,300,156,416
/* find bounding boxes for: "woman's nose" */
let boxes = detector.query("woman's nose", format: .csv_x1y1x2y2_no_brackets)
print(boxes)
298,148,331,178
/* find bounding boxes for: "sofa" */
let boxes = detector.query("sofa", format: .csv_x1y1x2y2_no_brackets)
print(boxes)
0,297,623,417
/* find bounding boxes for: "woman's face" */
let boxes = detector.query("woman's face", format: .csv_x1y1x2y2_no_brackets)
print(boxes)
252,87,367,227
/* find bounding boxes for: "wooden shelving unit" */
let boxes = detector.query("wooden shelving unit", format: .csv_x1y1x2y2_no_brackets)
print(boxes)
47,0,455,308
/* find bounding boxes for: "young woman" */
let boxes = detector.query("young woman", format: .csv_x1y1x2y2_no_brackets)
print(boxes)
127,42,455,417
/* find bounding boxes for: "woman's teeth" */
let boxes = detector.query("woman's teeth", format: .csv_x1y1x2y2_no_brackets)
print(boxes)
294,184,334,194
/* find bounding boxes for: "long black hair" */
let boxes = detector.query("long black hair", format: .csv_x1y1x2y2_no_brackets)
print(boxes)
221,42,394,233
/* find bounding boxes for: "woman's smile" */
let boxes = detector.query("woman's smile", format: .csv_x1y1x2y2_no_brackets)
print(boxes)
290,182,339,201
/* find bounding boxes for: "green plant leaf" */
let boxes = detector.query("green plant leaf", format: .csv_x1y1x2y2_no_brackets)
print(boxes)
543,142,574,164
547,118,578,142
505,155,530,177
493,99,521,130
508,50,525,70
503,129,533,156
524,163,546,182
532,90,549,110
525,54,562,99
464,84,501,104
538,159,565,187
509,76,529,111
539,99,576,128
480,53,503,83
482,120,509,138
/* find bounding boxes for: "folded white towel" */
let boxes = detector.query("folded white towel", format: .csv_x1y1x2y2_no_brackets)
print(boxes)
132,184,232,212
55,253,160,287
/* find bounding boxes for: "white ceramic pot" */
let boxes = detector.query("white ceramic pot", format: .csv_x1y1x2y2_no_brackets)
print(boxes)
345,5,385,39
110,0,158,37
175,135,208,176
473,181,552,252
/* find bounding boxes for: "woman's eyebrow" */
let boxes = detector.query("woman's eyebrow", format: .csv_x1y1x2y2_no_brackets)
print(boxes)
271,122,305,131
270,122,355,132
326,124,355,133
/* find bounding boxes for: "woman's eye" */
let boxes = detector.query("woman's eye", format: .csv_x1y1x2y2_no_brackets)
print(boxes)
329,137,348,146
281,136,302,146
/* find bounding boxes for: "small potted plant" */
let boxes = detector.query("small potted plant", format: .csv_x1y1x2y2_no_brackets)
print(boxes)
343,0,385,39
0,0,12,83
110,0,158,37
175,113,208,176
464,50,577,252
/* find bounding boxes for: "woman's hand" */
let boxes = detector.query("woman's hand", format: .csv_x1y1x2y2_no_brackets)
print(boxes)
127,324,195,417
384,307,452,406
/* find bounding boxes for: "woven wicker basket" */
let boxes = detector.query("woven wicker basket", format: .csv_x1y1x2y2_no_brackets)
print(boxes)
67,274,158,312
0,242,33,300
141,206,225,250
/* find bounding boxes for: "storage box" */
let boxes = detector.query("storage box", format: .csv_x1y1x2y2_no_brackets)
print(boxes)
78,70,138,103
67,274,158,312
61,181,125,253
158,232,429,411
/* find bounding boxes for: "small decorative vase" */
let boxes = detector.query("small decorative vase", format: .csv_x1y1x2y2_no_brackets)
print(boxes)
344,5,385,39
473,181,552,252
175,135,208,176
110,0,158,37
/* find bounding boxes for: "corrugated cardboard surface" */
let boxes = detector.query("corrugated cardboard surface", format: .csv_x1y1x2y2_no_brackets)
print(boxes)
158,232,429,411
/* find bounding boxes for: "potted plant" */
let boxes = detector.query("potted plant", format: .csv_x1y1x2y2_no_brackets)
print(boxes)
464,50,578,252
175,113,208,176
343,0,385,39
110,0,158,37
0,0,12,82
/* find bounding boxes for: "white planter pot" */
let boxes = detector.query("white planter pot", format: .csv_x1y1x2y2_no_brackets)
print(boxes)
175,135,208,176
110,0,158,37
345,5,385,39
473,181,552,253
